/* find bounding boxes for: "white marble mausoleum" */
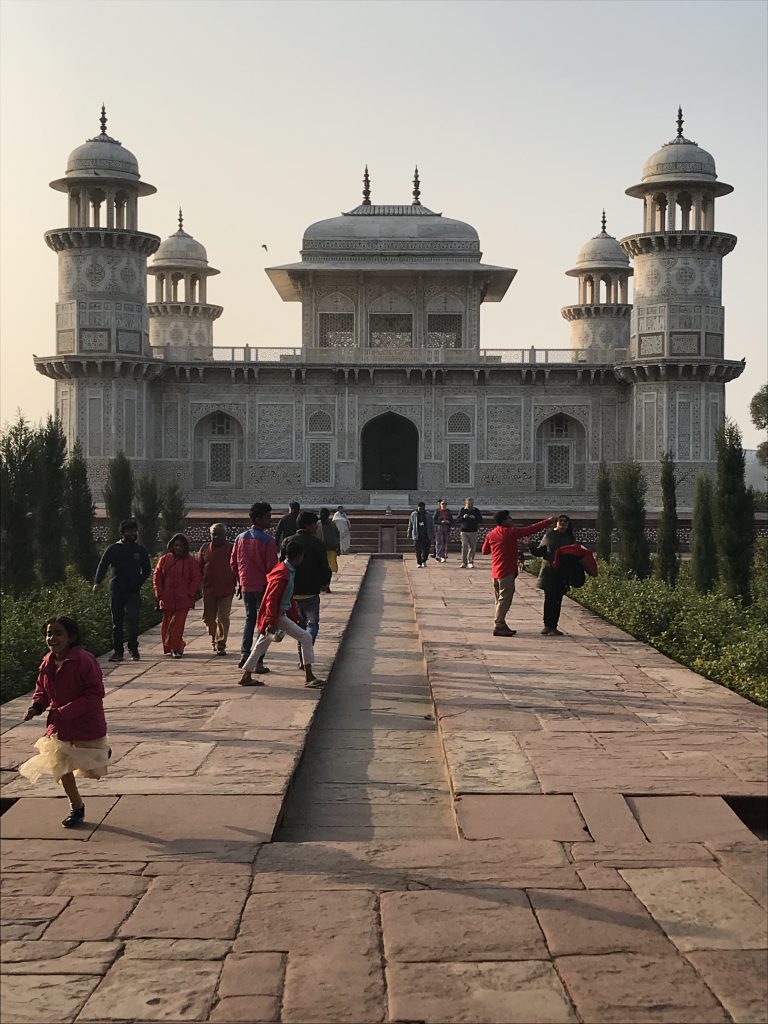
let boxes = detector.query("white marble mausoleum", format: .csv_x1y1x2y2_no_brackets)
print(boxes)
35,109,745,510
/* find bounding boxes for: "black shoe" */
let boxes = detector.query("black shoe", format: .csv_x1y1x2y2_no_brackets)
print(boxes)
62,805,85,828
129,651,140,662
493,626,517,637
216,649,227,656
108,653,124,663
254,663,271,674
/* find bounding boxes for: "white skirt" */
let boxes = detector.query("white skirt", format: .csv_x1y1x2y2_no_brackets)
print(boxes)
19,735,110,784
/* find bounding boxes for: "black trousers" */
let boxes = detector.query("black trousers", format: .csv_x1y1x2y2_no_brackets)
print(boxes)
110,589,141,655
414,537,431,565
543,590,564,629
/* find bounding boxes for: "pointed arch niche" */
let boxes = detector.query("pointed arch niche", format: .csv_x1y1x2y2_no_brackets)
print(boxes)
193,411,244,489
361,412,418,490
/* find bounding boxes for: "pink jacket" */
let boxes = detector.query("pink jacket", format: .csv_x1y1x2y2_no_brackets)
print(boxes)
32,647,107,742
153,548,202,611
230,527,278,594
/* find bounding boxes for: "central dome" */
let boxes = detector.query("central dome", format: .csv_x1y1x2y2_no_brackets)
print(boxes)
303,204,480,252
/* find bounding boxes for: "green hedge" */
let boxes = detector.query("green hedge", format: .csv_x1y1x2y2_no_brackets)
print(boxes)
566,561,767,707
1,568,161,704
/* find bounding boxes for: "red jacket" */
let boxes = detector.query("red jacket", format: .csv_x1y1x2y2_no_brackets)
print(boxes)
32,647,107,742
153,551,201,611
230,528,278,594
481,517,553,580
198,540,237,598
256,561,300,635
552,543,598,577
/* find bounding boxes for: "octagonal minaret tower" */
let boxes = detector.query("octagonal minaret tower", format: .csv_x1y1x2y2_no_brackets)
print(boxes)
147,211,222,359
561,212,632,360
36,108,160,487
618,109,744,500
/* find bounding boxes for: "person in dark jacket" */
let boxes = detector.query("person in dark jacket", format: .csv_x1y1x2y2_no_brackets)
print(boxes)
432,500,454,562
407,501,434,567
531,514,576,635
456,498,483,568
274,501,300,549
93,519,152,663
283,511,332,650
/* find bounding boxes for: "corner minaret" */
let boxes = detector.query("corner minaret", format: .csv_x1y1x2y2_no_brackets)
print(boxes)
618,110,744,495
561,211,632,359
147,211,222,359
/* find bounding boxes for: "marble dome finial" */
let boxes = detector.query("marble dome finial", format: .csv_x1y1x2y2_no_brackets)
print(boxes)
412,166,421,206
178,207,184,232
676,106,684,139
601,209,607,234
362,166,371,206
100,103,108,136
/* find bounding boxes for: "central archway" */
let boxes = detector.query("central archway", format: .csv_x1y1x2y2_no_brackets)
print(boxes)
361,412,418,490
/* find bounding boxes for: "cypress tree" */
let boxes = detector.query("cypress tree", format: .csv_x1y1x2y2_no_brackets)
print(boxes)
656,451,679,586
160,482,187,547
65,441,99,579
135,474,163,555
611,460,651,579
34,414,68,586
691,474,717,594
596,461,613,562
103,451,134,542
715,420,756,604
0,412,38,596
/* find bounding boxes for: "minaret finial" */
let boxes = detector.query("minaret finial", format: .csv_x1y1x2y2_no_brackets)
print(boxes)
362,166,371,206
676,106,684,138
412,165,421,206
178,207,184,231
601,209,607,234
100,103,108,136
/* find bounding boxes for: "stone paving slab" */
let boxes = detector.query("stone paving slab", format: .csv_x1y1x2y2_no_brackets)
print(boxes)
684,949,768,1023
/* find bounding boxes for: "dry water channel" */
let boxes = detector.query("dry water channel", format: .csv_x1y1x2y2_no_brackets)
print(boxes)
276,558,455,841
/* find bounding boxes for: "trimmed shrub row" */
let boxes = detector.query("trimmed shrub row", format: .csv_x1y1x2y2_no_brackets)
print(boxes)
1,568,161,704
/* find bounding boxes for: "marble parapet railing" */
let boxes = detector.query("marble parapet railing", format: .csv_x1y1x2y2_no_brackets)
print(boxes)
156,345,620,365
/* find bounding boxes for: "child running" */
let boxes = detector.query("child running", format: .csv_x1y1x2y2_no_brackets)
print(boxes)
19,616,109,828
153,533,202,658
239,539,326,689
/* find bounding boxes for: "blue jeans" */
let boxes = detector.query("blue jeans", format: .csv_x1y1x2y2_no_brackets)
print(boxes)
295,595,320,642
241,591,263,655
110,588,141,656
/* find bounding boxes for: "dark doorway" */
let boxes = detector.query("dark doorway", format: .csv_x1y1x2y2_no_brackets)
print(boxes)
361,413,418,490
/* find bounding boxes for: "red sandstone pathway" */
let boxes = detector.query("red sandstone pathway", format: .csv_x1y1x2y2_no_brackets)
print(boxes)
1,553,766,1023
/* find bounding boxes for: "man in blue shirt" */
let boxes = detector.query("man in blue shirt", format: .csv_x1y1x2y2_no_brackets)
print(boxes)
93,519,152,662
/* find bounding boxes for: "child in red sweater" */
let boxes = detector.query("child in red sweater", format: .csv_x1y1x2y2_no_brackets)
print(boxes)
153,534,202,657
20,616,109,828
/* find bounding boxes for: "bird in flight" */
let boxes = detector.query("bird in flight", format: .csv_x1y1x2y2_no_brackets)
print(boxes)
261,244,268,252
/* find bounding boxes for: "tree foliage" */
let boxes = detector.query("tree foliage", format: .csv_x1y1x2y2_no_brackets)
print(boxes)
715,420,755,605
135,474,164,555
596,461,613,562
691,474,717,595
103,451,134,542
611,460,651,579
749,383,768,467
34,415,68,586
655,452,679,587
0,412,38,597
160,482,187,547
65,441,99,579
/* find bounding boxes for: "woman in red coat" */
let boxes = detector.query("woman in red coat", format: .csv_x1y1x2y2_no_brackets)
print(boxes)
153,534,201,657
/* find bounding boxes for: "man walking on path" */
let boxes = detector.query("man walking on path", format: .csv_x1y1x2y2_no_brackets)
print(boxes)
332,505,352,554
482,511,555,636
93,519,152,662
457,497,483,568
432,499,453,562
198,524,237,655
274,501,300,549
407,501,434,568
284,511,331,659
231,503,277,671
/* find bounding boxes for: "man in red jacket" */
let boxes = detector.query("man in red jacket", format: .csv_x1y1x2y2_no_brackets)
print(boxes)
481,511,555,636
198,524,237,656
230,502,278,670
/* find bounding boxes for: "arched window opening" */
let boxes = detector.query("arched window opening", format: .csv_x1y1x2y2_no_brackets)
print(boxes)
307,409,333,433
677,192,692,232
361,413,418,490
549,415,569,439
210,412,232,436
653,194,667,232
447,411,472,434
585,276,595,304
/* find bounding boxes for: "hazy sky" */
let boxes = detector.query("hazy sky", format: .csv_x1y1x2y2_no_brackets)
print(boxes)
1,0,766,446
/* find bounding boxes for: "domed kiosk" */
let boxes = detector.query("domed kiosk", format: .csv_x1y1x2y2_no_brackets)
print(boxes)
266,168,516,354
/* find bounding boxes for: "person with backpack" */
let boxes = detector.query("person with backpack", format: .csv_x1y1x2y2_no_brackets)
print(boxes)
198,524,237,656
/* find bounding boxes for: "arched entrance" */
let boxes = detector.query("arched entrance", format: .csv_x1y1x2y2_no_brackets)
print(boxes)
361,412,418,490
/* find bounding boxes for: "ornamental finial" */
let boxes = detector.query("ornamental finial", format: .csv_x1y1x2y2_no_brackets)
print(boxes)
412,165,421,206
362,166,371,206
676,106,684,138
601,209,607,234
100,103,108,136
178,207,184,231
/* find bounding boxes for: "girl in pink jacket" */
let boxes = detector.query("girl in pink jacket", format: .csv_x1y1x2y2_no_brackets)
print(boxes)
153,534,201,657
